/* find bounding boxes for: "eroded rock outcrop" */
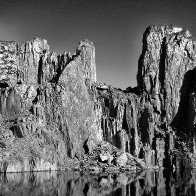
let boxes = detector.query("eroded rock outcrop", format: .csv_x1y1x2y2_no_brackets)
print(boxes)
1,24,196,173
0,38,102,172
137,25,196,168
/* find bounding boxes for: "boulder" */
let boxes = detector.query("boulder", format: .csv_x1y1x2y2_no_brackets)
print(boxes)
115,152,128,167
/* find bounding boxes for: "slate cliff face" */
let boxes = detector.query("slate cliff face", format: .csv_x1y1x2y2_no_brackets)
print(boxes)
0,25,196,173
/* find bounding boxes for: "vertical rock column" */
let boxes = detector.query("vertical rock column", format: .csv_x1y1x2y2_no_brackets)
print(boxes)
137,25,196,167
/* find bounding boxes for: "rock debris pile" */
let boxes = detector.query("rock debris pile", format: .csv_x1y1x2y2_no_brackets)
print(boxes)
0,25,196,173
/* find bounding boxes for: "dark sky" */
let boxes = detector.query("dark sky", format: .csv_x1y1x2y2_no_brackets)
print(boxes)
0,0,196,89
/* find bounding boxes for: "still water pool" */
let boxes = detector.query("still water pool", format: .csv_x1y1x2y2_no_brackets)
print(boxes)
0,169,195,196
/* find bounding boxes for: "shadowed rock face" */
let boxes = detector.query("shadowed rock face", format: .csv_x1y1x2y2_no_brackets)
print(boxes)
0,25,196,172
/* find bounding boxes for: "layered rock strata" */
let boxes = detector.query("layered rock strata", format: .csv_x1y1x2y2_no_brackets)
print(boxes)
0,25,196,173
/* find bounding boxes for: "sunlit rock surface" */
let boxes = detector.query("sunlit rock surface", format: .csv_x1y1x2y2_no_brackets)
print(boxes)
0,38,101,172
1,25,196,172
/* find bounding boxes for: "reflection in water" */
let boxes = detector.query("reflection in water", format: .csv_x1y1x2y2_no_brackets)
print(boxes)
0,169,196,196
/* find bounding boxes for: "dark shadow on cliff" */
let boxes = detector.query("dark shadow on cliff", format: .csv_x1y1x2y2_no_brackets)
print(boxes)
137,26,151,93
38,58,43,84
0,82,9,88
139,108,151,144
10,124,23,138
123,86,140,96
171,68,196,136
159,37,167,114
50,50,81,84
